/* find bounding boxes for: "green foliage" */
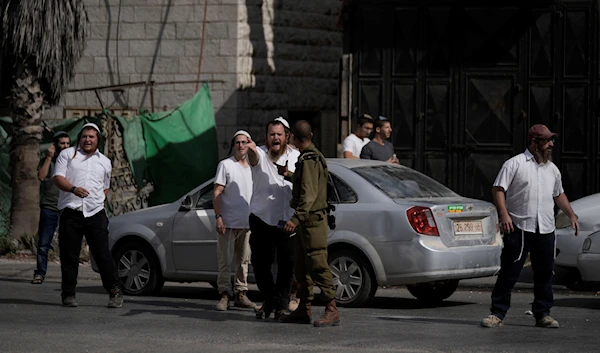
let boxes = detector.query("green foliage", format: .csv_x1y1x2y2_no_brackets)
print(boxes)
0,235,17,255
0,0,88,104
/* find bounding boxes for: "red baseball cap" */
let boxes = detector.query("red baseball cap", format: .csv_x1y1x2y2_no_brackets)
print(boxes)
528,124,557,141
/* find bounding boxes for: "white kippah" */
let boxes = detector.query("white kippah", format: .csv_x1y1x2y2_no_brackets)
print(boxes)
233,130,251,140
274,116,290,129
81,122,101,133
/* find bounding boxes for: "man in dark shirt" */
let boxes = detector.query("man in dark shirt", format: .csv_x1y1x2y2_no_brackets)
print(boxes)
32,131,71,284
360,118,399,164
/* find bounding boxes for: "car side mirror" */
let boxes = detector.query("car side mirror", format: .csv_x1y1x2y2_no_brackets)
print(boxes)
180,195,192,211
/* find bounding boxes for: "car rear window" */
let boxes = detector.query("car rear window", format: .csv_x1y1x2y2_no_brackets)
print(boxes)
353,165,458,199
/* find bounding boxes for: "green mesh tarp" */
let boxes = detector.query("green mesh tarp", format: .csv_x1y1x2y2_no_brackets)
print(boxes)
138,84,218,206
113,114,147,188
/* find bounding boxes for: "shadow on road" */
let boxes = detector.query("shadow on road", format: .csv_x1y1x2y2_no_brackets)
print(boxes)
364,296,473,310
121,306,261,323
376,315,480,326
0,278,34,284
0,298,60,307
376,315,536,329
121,297,277,323
553,297,600,310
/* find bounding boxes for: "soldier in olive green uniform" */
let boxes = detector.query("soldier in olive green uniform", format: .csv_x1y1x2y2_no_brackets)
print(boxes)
278,120,340,327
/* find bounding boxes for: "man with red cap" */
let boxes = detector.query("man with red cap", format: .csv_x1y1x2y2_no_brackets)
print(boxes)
481,124,579,329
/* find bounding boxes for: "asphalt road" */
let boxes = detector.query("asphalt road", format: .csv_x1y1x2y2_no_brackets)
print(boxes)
1,265,599,353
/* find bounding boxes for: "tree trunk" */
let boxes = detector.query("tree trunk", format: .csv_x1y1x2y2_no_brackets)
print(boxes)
9,65,45,243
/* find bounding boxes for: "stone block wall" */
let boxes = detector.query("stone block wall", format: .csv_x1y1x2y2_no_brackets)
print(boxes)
235,0,342,157
48,0,342,159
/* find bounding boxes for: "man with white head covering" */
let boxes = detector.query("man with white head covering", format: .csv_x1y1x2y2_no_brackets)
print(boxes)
213,130,256,311
246,117,300,320
53,122,123,308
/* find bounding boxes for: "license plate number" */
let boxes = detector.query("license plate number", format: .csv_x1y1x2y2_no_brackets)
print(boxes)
454,221,483,235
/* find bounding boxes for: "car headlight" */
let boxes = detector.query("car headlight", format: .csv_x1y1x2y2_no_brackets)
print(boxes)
582,238,592,252
555,212,571,229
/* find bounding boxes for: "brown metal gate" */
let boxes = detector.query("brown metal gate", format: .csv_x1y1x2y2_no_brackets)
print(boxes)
346,0,599,202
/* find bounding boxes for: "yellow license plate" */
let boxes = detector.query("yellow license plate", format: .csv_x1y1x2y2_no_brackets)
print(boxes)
454,221,483,235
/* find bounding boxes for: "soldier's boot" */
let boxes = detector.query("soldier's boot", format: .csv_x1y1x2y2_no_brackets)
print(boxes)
234,291,257,309
313,298,340,327
279,300,312,324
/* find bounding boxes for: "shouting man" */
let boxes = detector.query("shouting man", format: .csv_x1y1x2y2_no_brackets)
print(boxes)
246,118,300,320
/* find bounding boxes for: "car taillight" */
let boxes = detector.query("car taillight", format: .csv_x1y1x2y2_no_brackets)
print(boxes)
406,206,439,236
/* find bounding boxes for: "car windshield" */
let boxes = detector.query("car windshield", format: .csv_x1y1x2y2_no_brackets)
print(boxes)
353,165,458,199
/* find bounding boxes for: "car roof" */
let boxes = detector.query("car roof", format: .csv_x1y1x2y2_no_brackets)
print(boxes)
326,158,409,170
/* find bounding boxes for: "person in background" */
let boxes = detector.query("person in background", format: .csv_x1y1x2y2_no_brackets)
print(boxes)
213,130,256,311
360,117,399,164
31,131,71,284
342,114,373,159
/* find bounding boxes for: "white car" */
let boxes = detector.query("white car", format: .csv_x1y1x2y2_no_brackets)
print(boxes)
577,230,600,284
555,193,600,270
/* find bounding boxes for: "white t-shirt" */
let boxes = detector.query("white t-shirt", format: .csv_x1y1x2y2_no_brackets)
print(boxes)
54,147,112,218
343,133,370,158
214,156,253,229
250,145,300,226
493,149,564,234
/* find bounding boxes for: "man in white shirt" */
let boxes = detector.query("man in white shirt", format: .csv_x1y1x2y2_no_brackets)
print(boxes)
481,124,579,329
342,114,373,159
53,123,122,309
213,130,256,311
246,118,300,320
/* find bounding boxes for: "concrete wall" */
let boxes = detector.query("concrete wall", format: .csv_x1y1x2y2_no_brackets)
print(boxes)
48,0,342,158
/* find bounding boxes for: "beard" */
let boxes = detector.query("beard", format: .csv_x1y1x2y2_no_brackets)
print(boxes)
267,141,285,161
534,145,553,164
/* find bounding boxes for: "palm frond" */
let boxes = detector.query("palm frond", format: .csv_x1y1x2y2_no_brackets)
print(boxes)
1,0,88,104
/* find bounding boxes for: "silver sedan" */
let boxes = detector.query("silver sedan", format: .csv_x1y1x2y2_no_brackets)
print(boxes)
94,159,502,307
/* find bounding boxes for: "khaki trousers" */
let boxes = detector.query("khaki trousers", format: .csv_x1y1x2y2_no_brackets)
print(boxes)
294,216,336,301
217,228,251,296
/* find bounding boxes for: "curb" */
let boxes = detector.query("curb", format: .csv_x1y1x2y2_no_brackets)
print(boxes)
0,258,570,292
0,258,99,281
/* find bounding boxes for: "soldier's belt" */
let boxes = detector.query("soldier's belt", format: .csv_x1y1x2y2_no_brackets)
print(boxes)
305,211,326,222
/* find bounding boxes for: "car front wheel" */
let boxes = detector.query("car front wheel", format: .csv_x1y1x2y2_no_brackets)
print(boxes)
328,249,377,307
113,241,164,296
406,279,459,303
